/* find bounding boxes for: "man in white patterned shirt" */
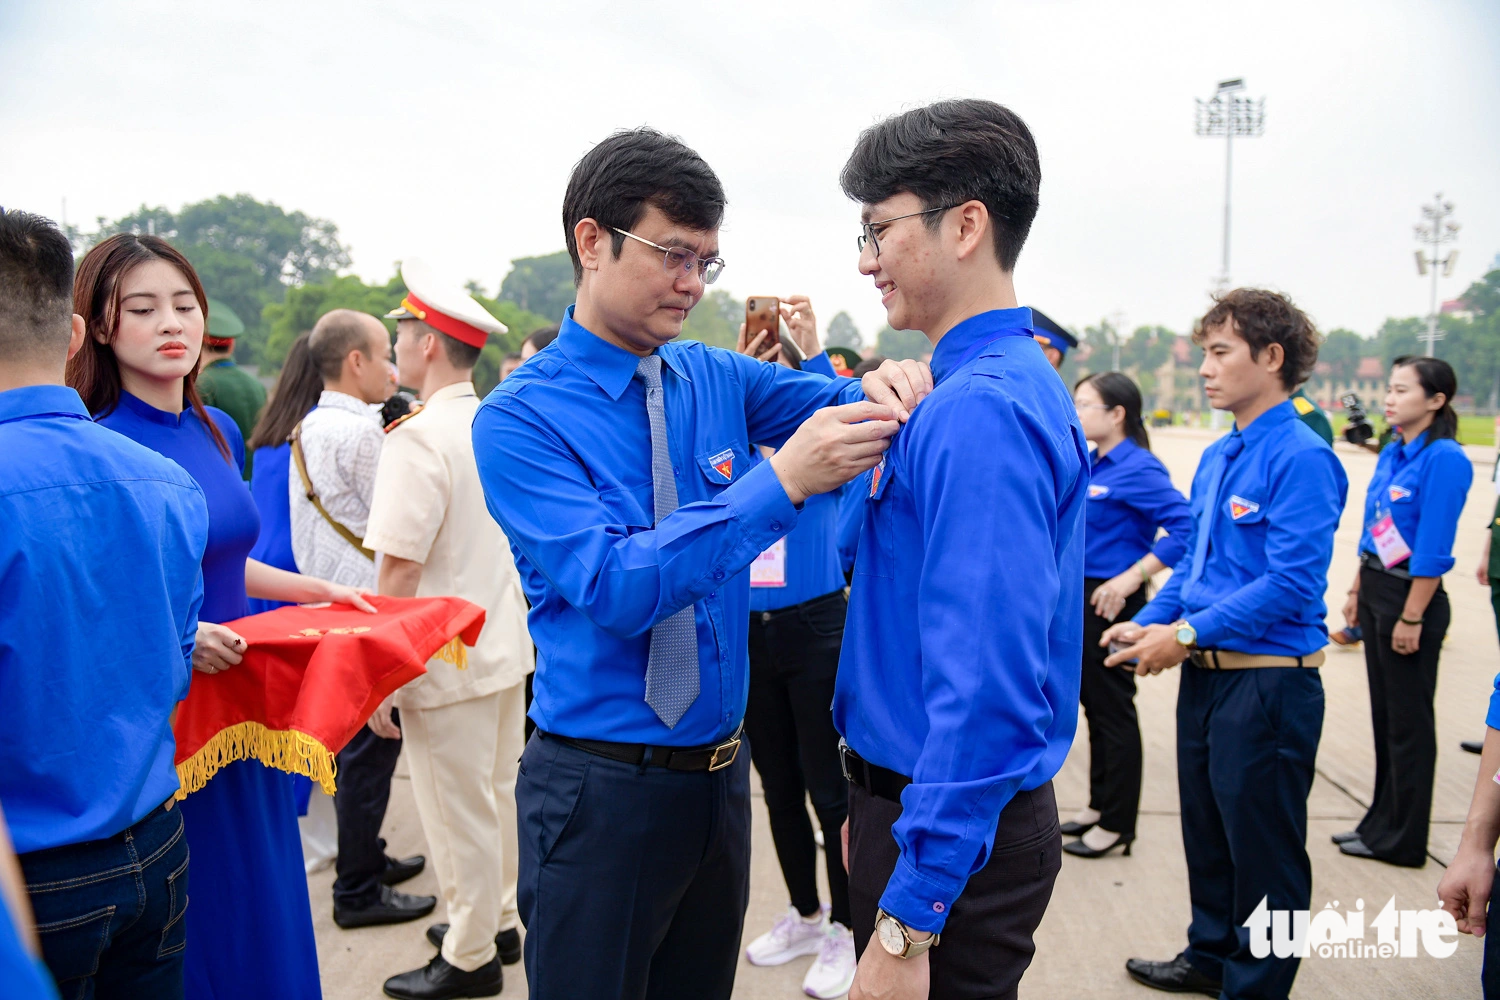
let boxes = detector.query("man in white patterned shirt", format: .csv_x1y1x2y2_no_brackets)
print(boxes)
294,309,438,930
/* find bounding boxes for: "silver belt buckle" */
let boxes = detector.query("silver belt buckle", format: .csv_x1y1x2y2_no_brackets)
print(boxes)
838,737,852,782
709,736,741,771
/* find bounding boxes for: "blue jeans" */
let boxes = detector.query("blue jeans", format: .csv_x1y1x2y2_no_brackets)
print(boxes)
20,802,189,1000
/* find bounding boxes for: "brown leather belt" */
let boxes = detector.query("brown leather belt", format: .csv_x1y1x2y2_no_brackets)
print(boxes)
1190,648,1326,670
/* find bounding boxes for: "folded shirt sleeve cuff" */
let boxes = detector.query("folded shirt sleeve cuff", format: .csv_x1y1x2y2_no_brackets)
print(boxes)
1151,537,1187,569
723,458,800,552
1407,554,1455,577
1487,678,1500,730
877,857,960,935
1185,609,1225,649
1133,601,1178,628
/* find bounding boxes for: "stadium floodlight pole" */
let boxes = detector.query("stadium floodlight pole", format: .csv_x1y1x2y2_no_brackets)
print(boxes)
1413,193,1460,357
1195,78,1266,291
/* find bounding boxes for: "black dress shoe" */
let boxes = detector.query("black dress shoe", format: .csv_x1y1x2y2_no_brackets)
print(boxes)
1064,833,1133,858
334,885,439,929
381,854,427,886
426,924,522,966
1463,740,1485,755
383,954,501,999
1059,820,1096,836
1125,954,1222,996
1330,830,1361,845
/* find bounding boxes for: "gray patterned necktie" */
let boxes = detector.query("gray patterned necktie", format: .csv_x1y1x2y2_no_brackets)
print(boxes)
634,354,700,728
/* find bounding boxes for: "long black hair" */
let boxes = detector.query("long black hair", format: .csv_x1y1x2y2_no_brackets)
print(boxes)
1391,355,1459,440
1075,371,1150,451
247,331,322,451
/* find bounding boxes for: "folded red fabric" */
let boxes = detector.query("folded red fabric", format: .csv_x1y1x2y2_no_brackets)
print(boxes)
173,595,486,798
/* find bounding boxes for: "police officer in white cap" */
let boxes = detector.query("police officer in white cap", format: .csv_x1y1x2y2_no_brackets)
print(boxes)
363,259,535,1000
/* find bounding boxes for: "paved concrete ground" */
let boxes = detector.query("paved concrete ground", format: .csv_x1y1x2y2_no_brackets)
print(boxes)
311,427,1495,998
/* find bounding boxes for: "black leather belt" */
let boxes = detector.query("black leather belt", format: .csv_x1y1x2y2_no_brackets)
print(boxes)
1361,549,1412,580
541,726,743,772
751,589,846,625
839,739,910,802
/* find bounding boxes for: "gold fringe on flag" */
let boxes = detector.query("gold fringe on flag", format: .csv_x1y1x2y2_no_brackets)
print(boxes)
175,722,337,800
433,636,469,670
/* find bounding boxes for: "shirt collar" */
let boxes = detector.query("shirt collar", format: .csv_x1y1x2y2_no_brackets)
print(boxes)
1093,437,1139,469
116,389,192,427
1236,398,1298,449
207,358,234,369
930,308,1034,384
0,385,91,427
558,305,692,401
317,390,377,416
424,381,477,405
1395,429,1431,462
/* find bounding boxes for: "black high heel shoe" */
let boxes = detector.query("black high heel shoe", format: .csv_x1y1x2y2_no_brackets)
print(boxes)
1063,833,1134,858
1059,820,1096,837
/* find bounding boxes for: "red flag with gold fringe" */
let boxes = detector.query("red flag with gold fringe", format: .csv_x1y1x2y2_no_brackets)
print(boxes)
172,595,485,799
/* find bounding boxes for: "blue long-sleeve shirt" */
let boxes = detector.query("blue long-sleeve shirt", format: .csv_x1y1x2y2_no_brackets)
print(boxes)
1135,400,1348,653
1084,438,1192,579
832,308,1088,934
472,307,862,746
0,386,208,853
748,352,849,611
1357,430,1471,577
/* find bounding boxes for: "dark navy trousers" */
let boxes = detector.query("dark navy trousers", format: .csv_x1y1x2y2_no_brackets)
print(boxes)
1177,663,1323,1000
515,731,751,1000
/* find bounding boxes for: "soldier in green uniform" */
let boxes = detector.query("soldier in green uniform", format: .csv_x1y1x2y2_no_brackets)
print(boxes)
197,298,267,478
1290,385,1333,444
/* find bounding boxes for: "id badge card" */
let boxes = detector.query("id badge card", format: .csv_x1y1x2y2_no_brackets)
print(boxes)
1370,513,1412,569
750,537,787,588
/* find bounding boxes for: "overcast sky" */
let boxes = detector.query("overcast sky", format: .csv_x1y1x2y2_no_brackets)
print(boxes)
3,0,1497,343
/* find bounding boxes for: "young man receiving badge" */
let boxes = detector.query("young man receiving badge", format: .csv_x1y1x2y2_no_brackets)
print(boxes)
472,127,929,1000
363,259,534,1000
832,99,1088,1000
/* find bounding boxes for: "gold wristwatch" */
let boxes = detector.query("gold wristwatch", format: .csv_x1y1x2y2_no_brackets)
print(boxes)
1173,620,1198,650
875,909,939,959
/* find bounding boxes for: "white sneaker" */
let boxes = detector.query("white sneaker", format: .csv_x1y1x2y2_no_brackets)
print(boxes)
802,922,856,999
745,905,827,966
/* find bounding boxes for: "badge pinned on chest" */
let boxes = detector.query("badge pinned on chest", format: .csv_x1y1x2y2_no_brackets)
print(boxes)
708,448,735,483
1228,495,1260,520
1388,484,1413,503
1088,484,1110,499
869,455,889,498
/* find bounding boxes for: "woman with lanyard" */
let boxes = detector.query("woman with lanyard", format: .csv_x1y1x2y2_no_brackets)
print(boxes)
734,299,858,1000
67,233,374,1000
1336,355,1471,867
1065,372,1191,858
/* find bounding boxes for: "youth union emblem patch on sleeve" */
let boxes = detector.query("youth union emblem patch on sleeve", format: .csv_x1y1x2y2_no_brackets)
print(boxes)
1229,495,1260,520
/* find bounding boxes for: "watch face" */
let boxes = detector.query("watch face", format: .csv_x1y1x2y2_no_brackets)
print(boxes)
877,916,906,956
1176,625,1194,646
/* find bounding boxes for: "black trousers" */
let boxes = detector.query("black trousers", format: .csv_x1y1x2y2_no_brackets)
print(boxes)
1485,862,1500,999
1079,579,1148,838
1178,664,1322,1000
516,731,751,1000
1356,566,1449,866
847,780,1061,1000
332,719,403,907
745,590,852,929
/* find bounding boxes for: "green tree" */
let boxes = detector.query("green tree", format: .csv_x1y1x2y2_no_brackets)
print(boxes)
826,311,863,351
678,289,744,349
1318,328,1366,383
85,194,351,368
875,325,931,361
499,251,576,322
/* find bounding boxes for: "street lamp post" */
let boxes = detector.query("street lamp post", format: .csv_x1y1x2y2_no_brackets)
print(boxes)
1413,194,1460,357
1195,78,1266,291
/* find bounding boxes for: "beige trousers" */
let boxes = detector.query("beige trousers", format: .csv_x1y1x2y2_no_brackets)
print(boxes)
401,681,527,971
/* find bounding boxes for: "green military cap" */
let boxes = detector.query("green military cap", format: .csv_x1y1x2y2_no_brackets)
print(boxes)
205,299,246,342
825,346,863,374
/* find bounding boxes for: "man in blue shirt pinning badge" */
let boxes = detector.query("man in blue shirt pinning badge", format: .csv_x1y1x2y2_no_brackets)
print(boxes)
1103,289,1348,1000
472,128,931,1000
0,208,209,998
831,99,1089,1000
